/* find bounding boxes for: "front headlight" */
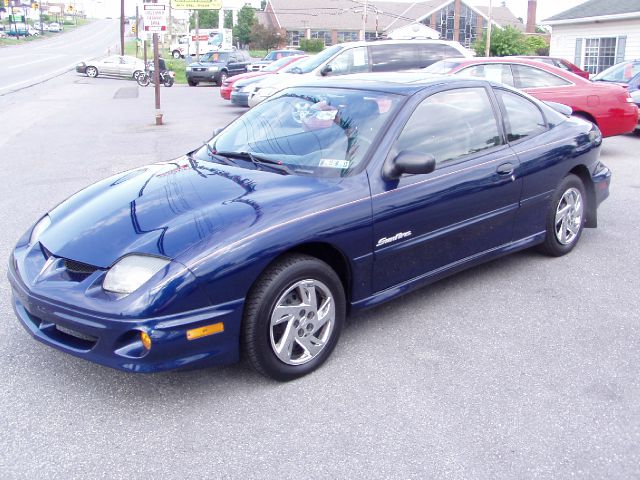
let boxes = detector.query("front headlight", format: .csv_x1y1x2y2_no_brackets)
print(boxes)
208,66,219,72
103,255,170,295
186,66,192,71
630,90,640,104
30,215,51,245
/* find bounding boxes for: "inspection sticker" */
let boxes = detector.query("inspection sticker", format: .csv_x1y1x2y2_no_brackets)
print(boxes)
319,159,351,169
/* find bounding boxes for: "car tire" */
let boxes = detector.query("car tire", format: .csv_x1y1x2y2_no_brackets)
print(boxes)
217,71,228,86
242,254,345,381
187,79,198,87
538,174,586,257
86,66,98,78
172,50,181,59
132,70,143,81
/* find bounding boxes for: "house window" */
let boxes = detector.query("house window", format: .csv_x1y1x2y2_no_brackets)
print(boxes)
458,4,480,47
337,31,359,43
311,30,332,46
582,37,618,74
286,30,304,47
430,3,456,41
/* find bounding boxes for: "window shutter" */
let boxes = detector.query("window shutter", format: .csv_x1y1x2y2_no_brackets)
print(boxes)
574,38,583,67
616,36,627,63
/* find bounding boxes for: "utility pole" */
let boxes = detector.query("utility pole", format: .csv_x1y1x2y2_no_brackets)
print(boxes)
135,5,139,57
195,9,200,59
485,0,493,57
120,0,125,56
362,0,367,41
153,33,162,125
38,3,43,35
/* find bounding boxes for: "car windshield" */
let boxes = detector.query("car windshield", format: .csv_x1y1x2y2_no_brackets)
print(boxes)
199,52,229,63
195,87,404,177
263,56,302,72
423,59,462,74
593,61,640,83
285,45,343,74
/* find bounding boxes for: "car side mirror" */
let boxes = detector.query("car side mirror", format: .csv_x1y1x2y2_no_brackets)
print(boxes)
212,127,223,138
384,151,436,180
320,64,332,76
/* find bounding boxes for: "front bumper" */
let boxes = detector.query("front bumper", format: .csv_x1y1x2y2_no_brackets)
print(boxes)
187,71,221,84
230,91,250,107
220,85,232,99
8,255,243,373
76,64,87,74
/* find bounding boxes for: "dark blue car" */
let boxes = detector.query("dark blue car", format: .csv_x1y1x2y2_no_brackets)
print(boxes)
8,76,611,381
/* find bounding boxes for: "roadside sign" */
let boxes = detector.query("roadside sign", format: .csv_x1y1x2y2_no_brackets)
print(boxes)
142,1,167,33
171,0,222,9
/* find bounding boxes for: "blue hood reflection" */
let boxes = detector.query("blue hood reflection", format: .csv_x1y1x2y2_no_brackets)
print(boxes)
41,157,344,268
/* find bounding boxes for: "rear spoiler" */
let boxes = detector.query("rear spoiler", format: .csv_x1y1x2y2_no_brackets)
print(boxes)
544,101,572,117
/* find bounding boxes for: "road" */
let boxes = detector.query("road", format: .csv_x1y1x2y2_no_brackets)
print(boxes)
0,72,639,479
0,19,119,96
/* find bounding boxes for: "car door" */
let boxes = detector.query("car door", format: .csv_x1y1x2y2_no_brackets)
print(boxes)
100,56,120,75
369,85,521,292
117,57,133,77
227,53,241,76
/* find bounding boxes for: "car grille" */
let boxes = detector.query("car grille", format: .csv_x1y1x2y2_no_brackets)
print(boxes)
194,67,206,72
63,258,99,281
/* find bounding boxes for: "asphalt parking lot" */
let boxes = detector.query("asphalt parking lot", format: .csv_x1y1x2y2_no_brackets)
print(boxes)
0,75,639,479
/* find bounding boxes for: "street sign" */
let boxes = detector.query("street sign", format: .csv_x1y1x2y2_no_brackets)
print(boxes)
142,2,167,33
171,0,222,9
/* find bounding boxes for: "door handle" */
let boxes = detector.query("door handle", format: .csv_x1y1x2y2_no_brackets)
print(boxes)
496,162,514,175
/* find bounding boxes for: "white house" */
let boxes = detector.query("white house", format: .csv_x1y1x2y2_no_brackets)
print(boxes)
544,0,640,74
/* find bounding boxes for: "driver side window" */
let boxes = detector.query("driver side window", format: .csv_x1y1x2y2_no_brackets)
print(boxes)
394,88,503,167
326,47,369,75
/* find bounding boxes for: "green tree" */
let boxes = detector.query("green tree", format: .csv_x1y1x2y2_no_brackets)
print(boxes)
236,6,256,47
525,35,549,55
250,23,281,51
190,9,219,30
224,11,233,29
473,26,527,56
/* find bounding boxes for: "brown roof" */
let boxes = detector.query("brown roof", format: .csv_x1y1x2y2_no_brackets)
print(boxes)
262,0,523,32
475,5,524,31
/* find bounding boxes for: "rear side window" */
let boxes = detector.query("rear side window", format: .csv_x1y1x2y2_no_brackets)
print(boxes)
457,63,514,86
496,90,547,142
394,87,502,166
512,64,572,88
370,43,464,72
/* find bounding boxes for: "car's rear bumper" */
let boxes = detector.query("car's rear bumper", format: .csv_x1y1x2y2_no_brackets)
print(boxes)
230,91,250,107
8,255,242,373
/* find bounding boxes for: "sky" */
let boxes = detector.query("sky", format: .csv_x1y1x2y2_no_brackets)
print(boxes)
96,0,588,25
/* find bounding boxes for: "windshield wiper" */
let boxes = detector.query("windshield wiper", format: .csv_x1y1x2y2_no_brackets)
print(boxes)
201,143,238,166
215,151,294,175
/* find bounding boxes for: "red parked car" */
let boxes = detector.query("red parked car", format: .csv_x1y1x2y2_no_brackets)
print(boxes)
220,55,307,100
424,57,638,137
510,56,591,79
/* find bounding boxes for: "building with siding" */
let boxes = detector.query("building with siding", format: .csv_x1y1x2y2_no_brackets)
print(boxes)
544,0,640,74
258,0,522,48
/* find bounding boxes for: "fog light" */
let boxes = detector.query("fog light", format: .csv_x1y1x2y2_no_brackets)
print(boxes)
140,331,152,350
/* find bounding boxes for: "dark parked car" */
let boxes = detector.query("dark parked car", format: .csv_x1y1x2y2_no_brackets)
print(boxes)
186,50,251,86
249,49,305,71
9,76,610,381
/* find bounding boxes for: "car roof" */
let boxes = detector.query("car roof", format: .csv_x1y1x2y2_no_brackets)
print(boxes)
438,57,587,81
287,73,490,95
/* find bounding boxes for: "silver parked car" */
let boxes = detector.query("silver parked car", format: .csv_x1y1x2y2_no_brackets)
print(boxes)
76,55,146,80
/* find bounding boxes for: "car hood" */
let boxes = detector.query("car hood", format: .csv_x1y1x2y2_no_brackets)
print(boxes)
41,157,351,269
189,60,225,67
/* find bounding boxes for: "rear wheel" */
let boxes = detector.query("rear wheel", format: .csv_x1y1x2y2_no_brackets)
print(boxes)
217,71,228,86
163,76,174,87
538,174,586,257
242,254,345,381
172,50,181,59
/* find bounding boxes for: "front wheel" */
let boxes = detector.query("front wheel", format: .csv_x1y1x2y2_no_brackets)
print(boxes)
242,254,345,381
85,66,98,78
163,76,174,87
538,174,586,257
136,73,150,87
187,79,198,87
172,50,182,59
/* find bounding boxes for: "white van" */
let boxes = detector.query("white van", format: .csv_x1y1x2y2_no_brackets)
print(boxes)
170,28,233,58
247,39,472,107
